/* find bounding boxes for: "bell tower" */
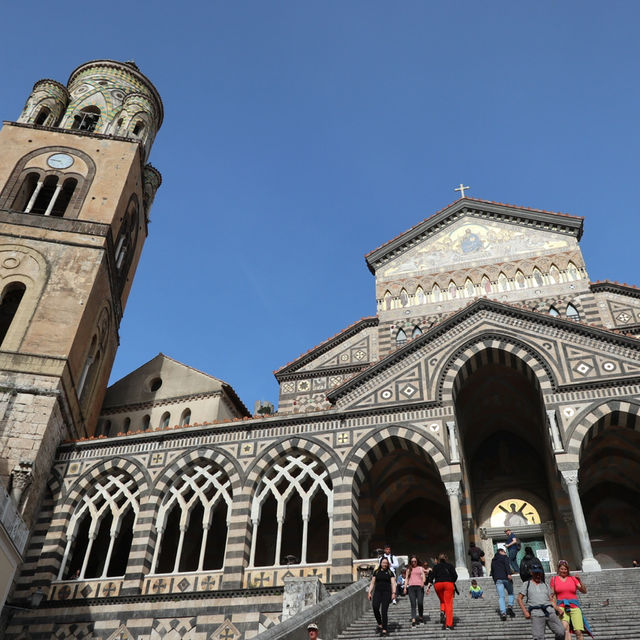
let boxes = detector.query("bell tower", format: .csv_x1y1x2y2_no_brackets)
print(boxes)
0,60,163,527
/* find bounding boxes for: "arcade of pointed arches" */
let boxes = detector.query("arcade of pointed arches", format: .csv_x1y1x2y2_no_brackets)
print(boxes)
380,261,584,311
49,393,639,585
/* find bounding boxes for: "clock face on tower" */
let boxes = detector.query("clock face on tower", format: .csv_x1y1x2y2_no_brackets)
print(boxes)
47,153,74,169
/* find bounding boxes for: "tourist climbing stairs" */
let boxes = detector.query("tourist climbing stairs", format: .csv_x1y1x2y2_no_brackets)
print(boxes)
335,569,640,639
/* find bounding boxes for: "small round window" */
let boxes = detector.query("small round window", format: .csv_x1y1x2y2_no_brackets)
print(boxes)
149,377,162,392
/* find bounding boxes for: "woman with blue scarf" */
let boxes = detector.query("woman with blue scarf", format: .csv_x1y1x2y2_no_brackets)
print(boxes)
550,560,593,639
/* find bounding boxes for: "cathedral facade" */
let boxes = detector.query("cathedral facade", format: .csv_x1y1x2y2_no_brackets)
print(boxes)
1,61,640,640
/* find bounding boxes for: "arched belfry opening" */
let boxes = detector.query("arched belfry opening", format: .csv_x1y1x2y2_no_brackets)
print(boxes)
452,349,556,535
578,411,640,568
356,436,453,560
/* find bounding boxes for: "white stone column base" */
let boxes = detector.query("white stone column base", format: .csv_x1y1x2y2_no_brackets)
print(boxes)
581,557,602,572
456,566,470,580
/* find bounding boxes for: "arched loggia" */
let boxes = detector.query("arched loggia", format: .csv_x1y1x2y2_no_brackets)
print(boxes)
452,348,559,554
579,411,640,568
352,434,453,560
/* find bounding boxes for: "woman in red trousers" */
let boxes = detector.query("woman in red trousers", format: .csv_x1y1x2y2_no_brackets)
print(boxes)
427,552,458,630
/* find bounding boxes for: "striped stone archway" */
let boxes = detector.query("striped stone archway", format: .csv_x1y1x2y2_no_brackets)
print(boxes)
566,400,640,459
227,437,341,588
438,334,556,403
131,446,243,583
340,426,454,573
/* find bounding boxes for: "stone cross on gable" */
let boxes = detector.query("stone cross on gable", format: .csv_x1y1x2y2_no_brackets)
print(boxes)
454,183,470,198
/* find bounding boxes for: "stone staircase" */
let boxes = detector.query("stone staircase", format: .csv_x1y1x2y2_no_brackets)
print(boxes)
335,569,640,640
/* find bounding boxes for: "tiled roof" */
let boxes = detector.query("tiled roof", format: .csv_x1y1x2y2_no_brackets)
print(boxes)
274,317,378,377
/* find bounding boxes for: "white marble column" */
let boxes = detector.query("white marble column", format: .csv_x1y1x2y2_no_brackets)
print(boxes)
546,409,564,452
446,421,460,463
561,470,601,572
444,481,469,579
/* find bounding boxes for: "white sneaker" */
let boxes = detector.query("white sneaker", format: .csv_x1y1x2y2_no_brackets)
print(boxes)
392,599,397,605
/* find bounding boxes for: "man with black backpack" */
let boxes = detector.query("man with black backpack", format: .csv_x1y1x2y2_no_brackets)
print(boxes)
520,546,546,583
517,563,565,640
468,541,485,577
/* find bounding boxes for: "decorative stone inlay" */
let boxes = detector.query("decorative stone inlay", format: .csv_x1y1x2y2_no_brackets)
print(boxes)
176,577,190,592
574,362,591,375
380,389,392,399
429,423,439,432
563,407,575,417
602,361,616,371
401,384,417,397
616,312,631,323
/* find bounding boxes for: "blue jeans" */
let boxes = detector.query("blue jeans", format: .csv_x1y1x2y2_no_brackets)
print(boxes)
495,579,514,614
508,546,519,572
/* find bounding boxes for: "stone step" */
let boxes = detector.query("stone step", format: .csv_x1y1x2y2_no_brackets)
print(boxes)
336,572,640,639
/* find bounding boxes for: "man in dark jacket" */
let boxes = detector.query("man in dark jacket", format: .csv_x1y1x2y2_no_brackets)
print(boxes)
490,548,515,621
468,542,485,577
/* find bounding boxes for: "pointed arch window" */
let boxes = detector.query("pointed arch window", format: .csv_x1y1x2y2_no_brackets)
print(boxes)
250,454,333,567
448,281,457,299
179,409,191,426
464,279,475,297
132,121,145,137
548,265,560,284
533,269,544,287
395,328,407,347
566,304,580,320
549,306,560,317
71,106,101,132
498,273,509,292
384,291,392,311
399,288,409,307
431,284,441,302
567,262,580,281
482,276,492,294
412,326,422,339
58,472,139,580
0,282,26,348
415,286,425,305
152,464,232,574
515,270,526,289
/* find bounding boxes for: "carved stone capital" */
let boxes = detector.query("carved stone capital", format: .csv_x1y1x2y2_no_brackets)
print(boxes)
561,470,579,486
479,527,488,540
10,460,33,506
444,481,461,497
541,521,555,534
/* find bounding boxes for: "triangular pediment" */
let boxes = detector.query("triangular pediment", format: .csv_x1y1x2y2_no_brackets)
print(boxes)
103,353,248,414
366,198,583,276
275,317,378,378
328,299,640,410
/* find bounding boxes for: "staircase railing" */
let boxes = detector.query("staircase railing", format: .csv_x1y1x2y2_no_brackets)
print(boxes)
253,579,368,640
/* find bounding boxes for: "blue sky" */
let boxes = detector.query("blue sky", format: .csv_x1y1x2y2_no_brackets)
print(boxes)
1,2,639,410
